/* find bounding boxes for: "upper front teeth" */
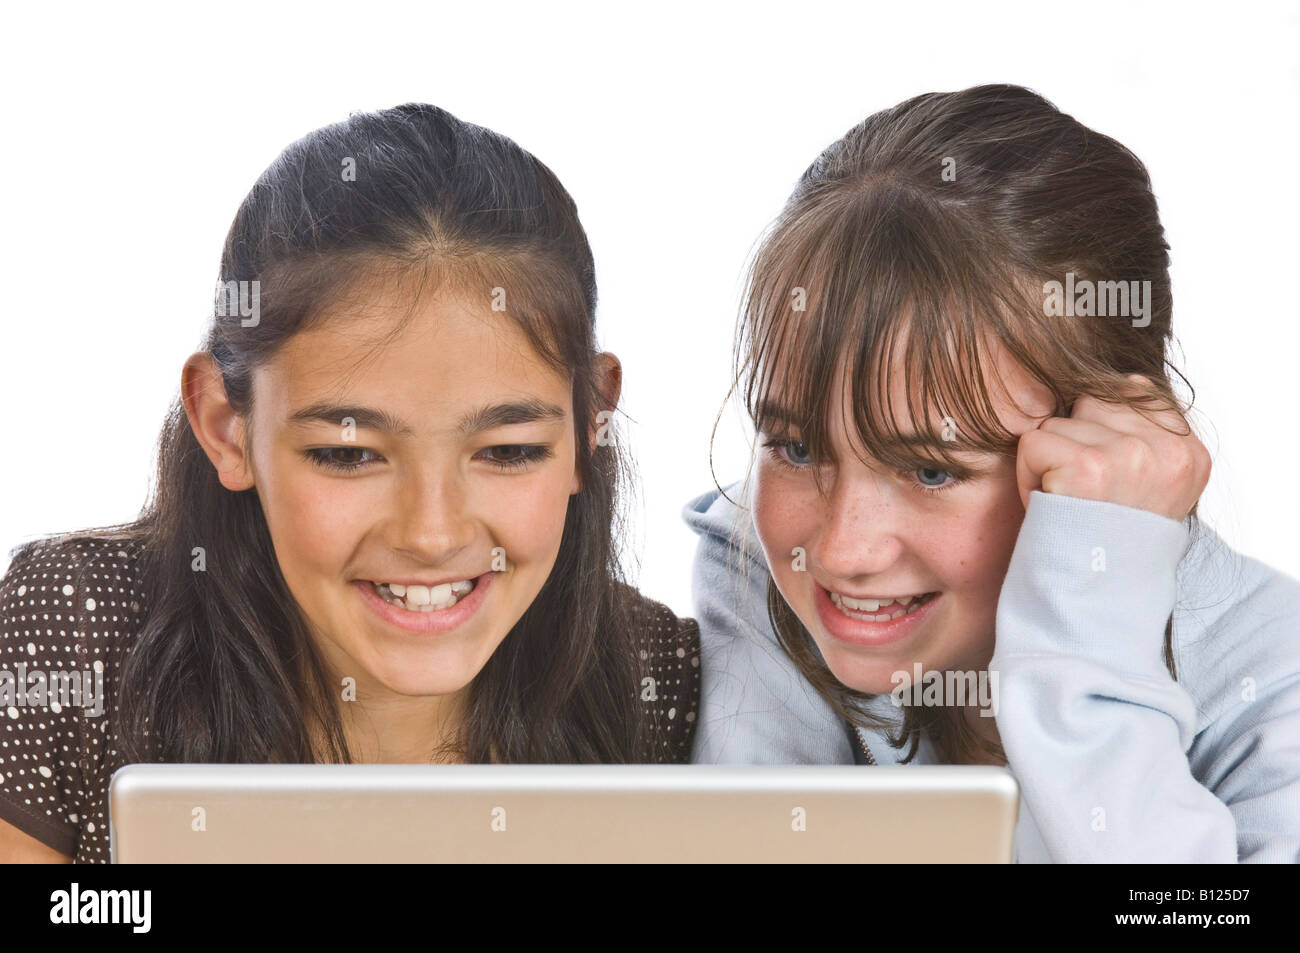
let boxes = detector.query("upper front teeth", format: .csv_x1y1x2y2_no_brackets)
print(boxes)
830,593,917,612
375,580,474,609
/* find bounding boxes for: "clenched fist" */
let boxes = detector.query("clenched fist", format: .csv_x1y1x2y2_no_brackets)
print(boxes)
1015,374,1211,523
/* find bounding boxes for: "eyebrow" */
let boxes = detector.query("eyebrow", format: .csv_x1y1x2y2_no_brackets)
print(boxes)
287,398,568,437
753,399,963,452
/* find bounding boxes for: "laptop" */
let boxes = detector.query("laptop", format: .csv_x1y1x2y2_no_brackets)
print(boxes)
109,763,1019,863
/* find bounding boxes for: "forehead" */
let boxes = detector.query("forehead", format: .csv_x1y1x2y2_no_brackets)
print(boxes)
253,283,572,420
763,325,1055,445
854,332,1055,435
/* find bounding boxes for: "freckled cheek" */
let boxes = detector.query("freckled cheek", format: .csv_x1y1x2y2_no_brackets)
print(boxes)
930,508,1024,603
753,481,819,587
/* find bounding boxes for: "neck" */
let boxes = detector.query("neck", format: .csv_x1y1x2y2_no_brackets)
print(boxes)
339,687,468,764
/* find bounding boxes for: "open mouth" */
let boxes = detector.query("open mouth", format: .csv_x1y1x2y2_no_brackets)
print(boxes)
827,590,939,623
369,578,479,613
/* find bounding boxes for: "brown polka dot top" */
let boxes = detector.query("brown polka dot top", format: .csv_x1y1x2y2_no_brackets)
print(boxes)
0,534,700,864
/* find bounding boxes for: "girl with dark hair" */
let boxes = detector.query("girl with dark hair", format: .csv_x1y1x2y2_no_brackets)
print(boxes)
684,84,1300,861
0,103,699,863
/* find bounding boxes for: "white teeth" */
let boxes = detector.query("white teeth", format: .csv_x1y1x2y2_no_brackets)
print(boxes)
830,590,934,622
830,593,897,612
371,579,476,612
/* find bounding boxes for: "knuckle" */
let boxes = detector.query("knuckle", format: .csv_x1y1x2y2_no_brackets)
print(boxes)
1078,446,1107,478
1119,435,1150,468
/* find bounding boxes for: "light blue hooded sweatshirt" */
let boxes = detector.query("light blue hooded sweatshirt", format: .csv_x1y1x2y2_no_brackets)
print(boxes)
683,480,1300,862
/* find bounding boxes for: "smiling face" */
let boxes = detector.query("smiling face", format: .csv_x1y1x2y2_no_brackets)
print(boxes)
751,335,1056,694
239,281,580,707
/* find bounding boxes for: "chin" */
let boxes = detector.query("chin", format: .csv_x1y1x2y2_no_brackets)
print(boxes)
818,645,914,696
359,643,485,697
374,667,476,698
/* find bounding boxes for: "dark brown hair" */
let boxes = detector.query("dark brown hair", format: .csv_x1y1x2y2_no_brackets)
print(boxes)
716,84,1197,764
13,103,661,765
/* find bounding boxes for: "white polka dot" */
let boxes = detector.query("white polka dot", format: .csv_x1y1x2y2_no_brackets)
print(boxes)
86,821,96,833
26,642,36,656
38,766,52,778
62,584,74,596
668,708,676,719
6,708,18,719
93,660,104,673
85,598,96,611
675,647,685,658
17,585,26,596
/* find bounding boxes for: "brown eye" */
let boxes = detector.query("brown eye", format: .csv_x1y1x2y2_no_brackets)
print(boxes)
330,448,369,466
306,447,380,472
478,445,554,470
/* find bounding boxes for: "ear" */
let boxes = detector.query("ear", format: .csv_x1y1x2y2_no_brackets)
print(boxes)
181,352,256,492
590,352,623,453
570,352,623,495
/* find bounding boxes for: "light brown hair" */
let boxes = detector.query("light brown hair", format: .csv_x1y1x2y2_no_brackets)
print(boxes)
716,84,1197,764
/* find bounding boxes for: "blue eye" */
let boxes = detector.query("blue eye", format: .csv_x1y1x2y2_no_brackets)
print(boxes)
763,438,812,468
762,435,970,494
920,465,951,486
915,465,967,494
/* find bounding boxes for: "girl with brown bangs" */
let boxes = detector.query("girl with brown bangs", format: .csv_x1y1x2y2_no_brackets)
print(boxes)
684,84,1300,862
0,103,699,864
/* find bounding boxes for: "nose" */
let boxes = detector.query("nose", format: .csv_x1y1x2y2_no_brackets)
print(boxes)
385,461,477,566
813,471,904,583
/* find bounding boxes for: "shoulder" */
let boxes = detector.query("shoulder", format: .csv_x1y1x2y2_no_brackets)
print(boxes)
0,530,145,863
682,479,761,559
1174,522,1300,732
2,532,148,658
3,531,145,637
621,585,700,762
4,532,146,603
681,478,773,637
678,483,854,763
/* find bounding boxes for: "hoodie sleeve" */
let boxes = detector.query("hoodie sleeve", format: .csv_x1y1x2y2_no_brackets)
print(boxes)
683,487,853,765
990,490,1300,863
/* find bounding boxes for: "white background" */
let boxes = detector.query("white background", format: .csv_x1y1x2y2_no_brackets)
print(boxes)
1,0,1296,618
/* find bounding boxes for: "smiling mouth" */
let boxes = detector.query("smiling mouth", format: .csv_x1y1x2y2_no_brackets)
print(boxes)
827,589,939,622
369,578,478,612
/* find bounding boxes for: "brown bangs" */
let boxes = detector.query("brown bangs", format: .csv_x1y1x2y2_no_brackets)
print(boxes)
738,183,1077,489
